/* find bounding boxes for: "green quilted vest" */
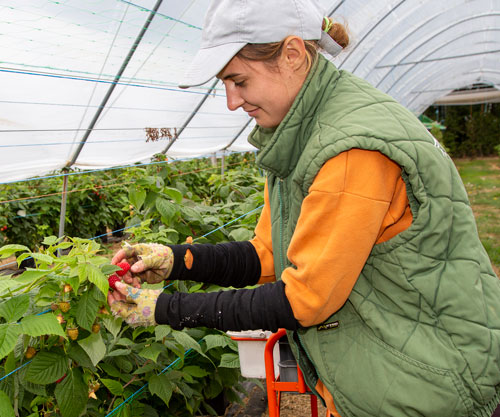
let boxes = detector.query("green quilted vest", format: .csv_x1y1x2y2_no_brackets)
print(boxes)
248,55,500,417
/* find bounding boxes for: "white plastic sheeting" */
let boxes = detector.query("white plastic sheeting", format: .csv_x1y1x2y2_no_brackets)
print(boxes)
1,0,499,183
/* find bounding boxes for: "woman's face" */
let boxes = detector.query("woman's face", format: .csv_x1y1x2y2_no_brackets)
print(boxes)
218,49,307,128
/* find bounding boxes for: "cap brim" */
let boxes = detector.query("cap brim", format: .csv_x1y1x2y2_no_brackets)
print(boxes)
178,42,246,89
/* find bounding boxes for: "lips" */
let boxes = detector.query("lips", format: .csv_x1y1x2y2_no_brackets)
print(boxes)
245,108,259,117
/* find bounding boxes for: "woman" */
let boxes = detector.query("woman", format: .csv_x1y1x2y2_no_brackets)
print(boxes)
108,1,500,415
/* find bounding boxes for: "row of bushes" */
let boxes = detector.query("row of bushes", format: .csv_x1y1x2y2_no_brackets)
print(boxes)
0,152,265,417
0,153,259,250
425,103,500,158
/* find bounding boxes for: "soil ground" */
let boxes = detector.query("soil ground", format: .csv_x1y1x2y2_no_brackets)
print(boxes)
223,382,327,417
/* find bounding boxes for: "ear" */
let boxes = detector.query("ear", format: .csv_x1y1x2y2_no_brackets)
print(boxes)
281,36,307,72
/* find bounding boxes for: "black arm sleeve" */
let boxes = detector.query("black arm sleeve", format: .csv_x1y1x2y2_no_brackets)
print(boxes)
154,280,300,332
167,241,261,288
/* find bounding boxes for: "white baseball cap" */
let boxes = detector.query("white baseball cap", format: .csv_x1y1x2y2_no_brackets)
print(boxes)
178,0,342,88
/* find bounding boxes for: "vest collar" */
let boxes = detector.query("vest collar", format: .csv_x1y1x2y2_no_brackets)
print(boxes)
247,54,340,178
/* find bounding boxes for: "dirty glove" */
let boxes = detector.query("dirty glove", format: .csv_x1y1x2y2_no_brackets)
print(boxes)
119,242,174,284
109,282,162,327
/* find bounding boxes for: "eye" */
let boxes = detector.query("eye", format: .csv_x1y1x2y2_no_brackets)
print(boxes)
234,80,246,87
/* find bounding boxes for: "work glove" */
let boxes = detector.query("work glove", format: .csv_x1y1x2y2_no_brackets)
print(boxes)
114,242,174,284
108,282,162,328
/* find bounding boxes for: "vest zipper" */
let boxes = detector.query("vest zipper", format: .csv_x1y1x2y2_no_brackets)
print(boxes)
279,180,320,395
278,179,285,274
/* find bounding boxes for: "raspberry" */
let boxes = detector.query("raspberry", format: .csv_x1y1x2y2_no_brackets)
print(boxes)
108,274,121,290
67,327,79,341
25,347,37,359
59,302,70,313
116,261,130,277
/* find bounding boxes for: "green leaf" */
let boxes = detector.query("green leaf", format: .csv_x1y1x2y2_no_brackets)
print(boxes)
219,352,240,368
107,349,130,357
0,389,15,417
129,188,147,211
20,313,66,339
77,264,87,284
132,361,158,375
0,244,29,259
86,264,109,296
102,315,123,339
0,280,22,297
180,206,203,223
163,187,183,203
75,291,99,331
132,326,153,341
16,252,31,267
228,227,254,241
54,242,73,251
42,236,59,246
55,368,87,417
172,330,206,359
0,324,20,361
4,351,15,374
100,264,121,276
183,365,210,378
114,356,133,373
203,334,229,351
138,343,164,363
0,294,29,323
14,269,50,284
149,374,174,406
154,325,171,341
156,198,176,222
26,351,68,384
77,332,106,366
65,275,80,294
116,337,133,346
30,253,54,265
101,378,123,396
99,363,122,379
67,343,95,371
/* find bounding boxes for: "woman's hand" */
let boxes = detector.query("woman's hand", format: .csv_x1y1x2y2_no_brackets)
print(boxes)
111,242,174,285
108,282,162,327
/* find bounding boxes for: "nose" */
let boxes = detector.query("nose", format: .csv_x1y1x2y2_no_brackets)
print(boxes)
225,85,245,111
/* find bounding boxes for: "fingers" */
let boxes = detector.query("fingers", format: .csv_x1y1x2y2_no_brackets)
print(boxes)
130,259,147,274
107,289,121,306
111,249,127,265
113,281,130,297
123,274,141,288
122,272,134,284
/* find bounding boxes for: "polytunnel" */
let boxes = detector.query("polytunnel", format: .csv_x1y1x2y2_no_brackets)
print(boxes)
1,0,500,183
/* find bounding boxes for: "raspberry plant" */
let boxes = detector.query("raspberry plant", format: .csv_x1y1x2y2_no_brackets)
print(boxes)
0,237,244,417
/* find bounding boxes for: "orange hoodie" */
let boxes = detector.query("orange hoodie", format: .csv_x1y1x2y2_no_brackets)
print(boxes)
250,148,413,414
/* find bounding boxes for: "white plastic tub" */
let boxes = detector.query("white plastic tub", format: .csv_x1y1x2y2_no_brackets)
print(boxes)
227,330,280,378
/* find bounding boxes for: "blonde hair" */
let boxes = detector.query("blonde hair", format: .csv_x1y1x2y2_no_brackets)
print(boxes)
237,18,349,73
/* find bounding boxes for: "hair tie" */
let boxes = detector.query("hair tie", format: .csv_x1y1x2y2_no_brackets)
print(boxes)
323,16,333,33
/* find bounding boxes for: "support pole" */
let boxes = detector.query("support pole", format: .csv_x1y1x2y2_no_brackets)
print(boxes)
220,153,225,178
222,119,252,151
66,0,164,167
58,1,162,249
161,79,219,155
